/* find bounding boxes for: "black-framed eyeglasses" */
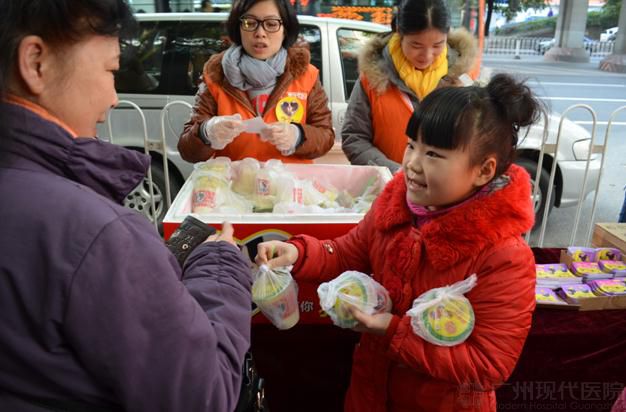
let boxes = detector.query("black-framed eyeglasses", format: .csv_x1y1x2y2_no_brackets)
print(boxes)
239,16,283,33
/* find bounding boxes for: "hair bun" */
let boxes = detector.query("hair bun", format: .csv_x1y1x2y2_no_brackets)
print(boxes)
486,73,542,129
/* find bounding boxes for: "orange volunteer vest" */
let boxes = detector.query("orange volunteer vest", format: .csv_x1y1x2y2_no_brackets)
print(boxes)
361,75,414,163
205,65,318,163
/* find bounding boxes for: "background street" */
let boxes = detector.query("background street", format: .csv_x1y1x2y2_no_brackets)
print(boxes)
483,55,626,247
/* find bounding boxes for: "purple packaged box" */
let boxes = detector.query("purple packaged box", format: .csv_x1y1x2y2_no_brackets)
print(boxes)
598,260,626,274
535,287,568,305
558,284,595,303
571,262,603,276
587,279,626,296
536,263,574,277
567,247,597,262
595,248,622,261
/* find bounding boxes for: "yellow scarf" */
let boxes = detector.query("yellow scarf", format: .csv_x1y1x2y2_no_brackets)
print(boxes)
388,33,448,101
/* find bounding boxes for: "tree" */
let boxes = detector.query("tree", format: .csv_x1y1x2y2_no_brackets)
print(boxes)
602,0,622,19
485,0,549,36
494,0,548,21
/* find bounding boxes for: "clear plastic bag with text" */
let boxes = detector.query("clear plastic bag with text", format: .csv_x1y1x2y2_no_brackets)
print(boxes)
317,271,392,329
406,274,477,346
252,265,299,330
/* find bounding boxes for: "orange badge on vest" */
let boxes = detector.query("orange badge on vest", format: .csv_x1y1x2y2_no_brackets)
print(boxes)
276,96,304,123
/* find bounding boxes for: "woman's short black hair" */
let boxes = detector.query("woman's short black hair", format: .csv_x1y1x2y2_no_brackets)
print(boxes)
406,74,544,176
0,0,135,100
226,0,299,49
394,0,450,35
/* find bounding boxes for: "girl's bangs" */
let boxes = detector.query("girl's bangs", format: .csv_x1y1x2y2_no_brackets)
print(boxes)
405,88,470,150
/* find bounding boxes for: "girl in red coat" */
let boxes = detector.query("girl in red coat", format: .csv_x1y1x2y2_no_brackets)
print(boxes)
257,73,542,412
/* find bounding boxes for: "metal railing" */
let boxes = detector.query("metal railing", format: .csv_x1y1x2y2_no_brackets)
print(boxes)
105,99,193,230
484,36,615,58
526,105,626,248
106,100,158,231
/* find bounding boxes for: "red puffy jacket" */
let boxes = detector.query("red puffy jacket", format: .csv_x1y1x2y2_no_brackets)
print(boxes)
290,164,536,412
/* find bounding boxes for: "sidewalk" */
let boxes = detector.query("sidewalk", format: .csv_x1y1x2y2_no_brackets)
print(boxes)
484,54,602,70
482,54,626,78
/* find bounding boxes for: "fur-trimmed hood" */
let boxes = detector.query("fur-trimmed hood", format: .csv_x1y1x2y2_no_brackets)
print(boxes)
359,28,478,95
373,164,534,270
203,46,311,86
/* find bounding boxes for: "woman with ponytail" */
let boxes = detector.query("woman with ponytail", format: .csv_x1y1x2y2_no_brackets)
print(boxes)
258,73,544,411
342,0,478,173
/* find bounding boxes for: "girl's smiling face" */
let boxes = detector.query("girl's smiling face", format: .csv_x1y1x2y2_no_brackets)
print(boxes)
402,138,495,210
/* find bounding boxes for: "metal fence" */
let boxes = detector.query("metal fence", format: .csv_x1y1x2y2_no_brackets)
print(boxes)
484,36,616,58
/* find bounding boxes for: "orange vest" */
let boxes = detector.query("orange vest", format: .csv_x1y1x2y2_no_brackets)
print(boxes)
361,75,414,164
205,66,318,163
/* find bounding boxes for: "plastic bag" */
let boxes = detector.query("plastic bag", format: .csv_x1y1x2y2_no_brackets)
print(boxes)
252,160,285,212
193,156,232,179
317,271,392,329
231,157,260,196
406,274,477,346
213,188,253,214
191,172,229,214
252,265,300,330
274,174,302,205
192,170,253,214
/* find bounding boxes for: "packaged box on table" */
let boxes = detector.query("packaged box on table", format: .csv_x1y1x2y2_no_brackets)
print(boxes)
547,249,626,311
163,162,393,325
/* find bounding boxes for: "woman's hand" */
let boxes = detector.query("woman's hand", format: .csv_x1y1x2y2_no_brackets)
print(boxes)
348,306,394,336
204,222,237,247
203,114,245,149
255,240,299,268
260,122,299,155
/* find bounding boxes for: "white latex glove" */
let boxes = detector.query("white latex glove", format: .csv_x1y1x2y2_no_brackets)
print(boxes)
202,114,245,150
260,122,300,156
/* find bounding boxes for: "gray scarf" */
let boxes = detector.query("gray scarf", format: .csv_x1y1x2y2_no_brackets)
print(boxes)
222,45,288,91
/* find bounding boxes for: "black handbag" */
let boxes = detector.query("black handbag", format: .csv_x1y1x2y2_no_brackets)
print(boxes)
234,350,269,412
165,215,268,412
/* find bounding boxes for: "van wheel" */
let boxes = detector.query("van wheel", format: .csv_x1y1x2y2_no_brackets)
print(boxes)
515,158,555,230
124,162,182,231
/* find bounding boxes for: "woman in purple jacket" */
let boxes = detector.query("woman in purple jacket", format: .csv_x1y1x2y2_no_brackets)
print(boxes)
0,1,252,411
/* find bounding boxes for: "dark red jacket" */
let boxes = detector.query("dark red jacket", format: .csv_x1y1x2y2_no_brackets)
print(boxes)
290,165,536,412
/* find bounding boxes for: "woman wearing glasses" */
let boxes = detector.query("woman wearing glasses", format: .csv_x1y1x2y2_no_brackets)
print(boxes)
179,0,335,163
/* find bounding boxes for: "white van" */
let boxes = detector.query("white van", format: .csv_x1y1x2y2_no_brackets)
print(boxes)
600,27,618,42
101,13,600,227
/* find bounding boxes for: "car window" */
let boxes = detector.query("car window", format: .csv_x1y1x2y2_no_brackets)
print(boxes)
297,24,323,85
116,21,167,93
171,21,231,93
337,28,379,100
116,20,230,95
117,20,322,95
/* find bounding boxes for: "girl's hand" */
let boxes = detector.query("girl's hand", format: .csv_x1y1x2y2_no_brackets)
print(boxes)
255,240,299,268
204,222,237,247
348,306,394,336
